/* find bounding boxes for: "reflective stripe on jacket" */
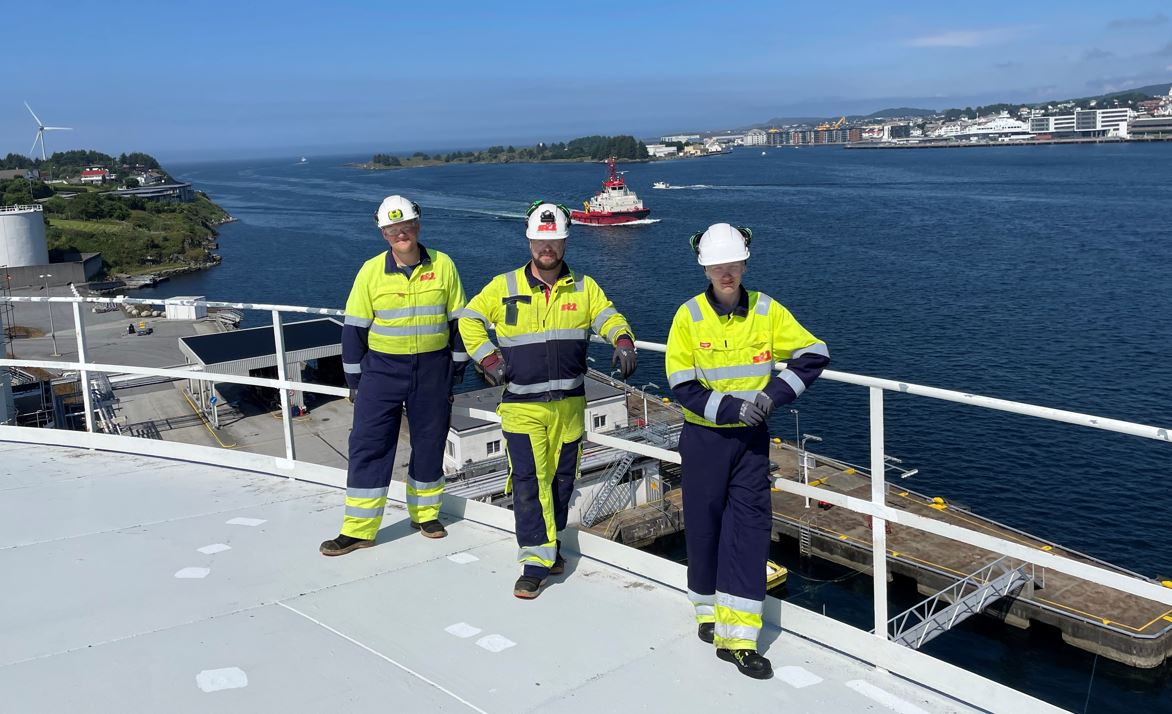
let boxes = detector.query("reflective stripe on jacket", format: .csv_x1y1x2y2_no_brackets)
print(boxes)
665,289,828,428
342,246,466,387
458,262,633,403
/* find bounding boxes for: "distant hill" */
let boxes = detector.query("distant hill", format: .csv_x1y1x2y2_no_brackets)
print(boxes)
853,107,938,120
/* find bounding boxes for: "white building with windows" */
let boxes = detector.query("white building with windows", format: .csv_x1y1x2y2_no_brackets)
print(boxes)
1030,108,1134,136
444,380,629,473
742,129,768,146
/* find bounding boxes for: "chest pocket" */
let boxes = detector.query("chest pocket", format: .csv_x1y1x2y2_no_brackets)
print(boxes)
693,327,773,387
502,295,532,326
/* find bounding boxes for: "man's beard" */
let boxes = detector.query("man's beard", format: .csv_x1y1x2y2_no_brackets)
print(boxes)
534,254,562,271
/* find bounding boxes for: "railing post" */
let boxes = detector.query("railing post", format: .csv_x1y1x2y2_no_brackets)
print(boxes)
272,310,296,464
870,386,889,643
71,300,94,433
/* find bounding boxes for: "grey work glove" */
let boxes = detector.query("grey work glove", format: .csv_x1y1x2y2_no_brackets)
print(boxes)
612,336,637,379
753,391,774,418
481,352,507,386
737,398,767,427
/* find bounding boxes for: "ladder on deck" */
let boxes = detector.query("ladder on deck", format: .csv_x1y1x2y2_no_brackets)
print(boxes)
882,556,1032,649
799,523,813,558
581,451,637,527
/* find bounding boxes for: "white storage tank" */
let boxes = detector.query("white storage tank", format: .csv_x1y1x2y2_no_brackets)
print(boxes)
0,204,50,268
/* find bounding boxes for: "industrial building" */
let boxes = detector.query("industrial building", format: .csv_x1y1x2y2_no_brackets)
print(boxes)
177,317,345,421
0,204,102,288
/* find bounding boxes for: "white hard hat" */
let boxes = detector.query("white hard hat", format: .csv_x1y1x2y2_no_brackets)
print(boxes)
692,223,751,266
525,201,570,240
375,195,421,227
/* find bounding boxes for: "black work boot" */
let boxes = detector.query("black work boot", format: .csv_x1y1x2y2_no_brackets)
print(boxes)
319,534,375,557
513,575,545,599
698,622,715,644
410,519,448,539
717,648,773,679
549,540,566,575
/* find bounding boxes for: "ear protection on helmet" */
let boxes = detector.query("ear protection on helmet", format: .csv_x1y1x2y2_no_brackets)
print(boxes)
689,226,752,254
526,199,571,221
373,201,422,226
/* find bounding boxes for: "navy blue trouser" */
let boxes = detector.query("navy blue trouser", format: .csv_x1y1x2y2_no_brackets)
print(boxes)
341,350,452,539
680,420,772,648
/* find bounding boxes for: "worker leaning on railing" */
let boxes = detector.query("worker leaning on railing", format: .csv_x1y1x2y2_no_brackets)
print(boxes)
320,195,469,556
665,223,829,680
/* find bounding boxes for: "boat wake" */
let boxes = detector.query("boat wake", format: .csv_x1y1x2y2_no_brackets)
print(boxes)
572,218,660,226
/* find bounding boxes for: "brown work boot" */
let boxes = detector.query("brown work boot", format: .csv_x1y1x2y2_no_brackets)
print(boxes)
319,534,374,556
410,520,448,539
549,540,566,575
513,575,545,599
717,648,773,679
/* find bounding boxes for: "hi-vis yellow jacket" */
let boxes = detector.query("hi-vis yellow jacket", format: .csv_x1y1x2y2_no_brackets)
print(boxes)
459,263,633,403
665,287,829,428
342,245,467,388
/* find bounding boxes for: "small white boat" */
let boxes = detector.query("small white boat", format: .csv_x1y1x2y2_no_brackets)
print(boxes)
299,157,307,163
761,151,767,156
652,181,669,189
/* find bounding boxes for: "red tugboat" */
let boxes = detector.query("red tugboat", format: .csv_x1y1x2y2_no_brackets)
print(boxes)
570,157,651,225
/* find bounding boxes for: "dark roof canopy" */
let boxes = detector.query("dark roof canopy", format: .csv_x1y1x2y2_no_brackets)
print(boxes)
180,318,342,366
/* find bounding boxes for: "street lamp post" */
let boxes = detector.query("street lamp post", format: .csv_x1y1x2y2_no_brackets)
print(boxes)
799,433,822,508
39,274,60,357
640,382,659,424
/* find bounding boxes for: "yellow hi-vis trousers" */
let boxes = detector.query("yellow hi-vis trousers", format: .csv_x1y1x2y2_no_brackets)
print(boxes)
499,397,585,571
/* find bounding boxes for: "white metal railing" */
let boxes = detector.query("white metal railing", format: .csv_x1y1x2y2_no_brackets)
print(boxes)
2,295,1172,649
0,204,43,213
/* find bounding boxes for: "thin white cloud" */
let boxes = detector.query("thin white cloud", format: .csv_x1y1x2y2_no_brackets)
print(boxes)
1081,48,1115,61
906,27,1029,48
1107,13,1168,29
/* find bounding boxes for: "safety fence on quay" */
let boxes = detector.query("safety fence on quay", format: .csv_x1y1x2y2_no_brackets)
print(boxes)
2,294,1171,661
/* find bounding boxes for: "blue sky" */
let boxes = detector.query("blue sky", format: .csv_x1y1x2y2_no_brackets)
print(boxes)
6,1,1171,160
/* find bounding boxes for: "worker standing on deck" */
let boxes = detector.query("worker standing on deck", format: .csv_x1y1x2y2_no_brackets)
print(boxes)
458,201,637,599
319,195,469,555
665,223,829,679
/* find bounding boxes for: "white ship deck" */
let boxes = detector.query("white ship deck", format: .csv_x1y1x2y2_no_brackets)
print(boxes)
0,438,1030,713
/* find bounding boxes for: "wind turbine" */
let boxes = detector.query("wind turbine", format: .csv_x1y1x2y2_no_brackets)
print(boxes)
25,102,72,161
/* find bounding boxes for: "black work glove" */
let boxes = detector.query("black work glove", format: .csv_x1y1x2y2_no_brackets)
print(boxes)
754,391,774,418
348,388,358,404
481,352,507,386
612,336,637,379
737,398,767,427
452,362,468,387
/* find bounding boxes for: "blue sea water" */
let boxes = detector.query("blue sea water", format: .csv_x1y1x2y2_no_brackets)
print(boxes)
158,144,1172,711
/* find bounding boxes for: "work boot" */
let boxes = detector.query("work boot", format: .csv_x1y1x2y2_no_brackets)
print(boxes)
319,534,374,557
410,519,447,539
698,622,715,644
716,648,773,680
549,540,566,575
513,575,545,599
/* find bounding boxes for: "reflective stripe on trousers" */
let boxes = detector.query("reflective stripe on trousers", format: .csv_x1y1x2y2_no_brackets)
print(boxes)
340,351,452,539
679,420,771,650
499,397,585,572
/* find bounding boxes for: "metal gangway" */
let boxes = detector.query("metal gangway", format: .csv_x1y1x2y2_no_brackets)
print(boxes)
884,556,1033,649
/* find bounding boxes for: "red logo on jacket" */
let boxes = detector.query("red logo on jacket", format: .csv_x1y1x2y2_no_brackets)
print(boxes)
561,303,578,311
699,341,711,349
418,272,436,281
751,350,772,364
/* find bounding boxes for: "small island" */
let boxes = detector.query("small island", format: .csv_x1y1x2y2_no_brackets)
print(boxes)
353,134,649,169
1,150,231,282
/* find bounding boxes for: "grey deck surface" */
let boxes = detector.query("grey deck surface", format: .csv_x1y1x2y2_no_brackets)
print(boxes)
0,442,980,713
